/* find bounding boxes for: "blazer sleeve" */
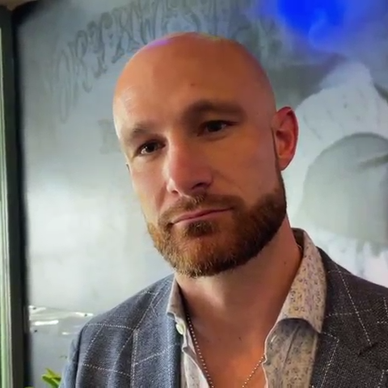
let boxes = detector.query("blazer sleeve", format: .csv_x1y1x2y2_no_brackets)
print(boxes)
59,329,83,388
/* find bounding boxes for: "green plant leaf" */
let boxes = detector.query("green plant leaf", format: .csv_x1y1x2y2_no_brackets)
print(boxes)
41,375,61,388
45,368,61,379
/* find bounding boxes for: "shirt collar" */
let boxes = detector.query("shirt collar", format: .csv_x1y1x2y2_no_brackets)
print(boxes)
279,228,326,333
167,228,326,334
167,278,185,321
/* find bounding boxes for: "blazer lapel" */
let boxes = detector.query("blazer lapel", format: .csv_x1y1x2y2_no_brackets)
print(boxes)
310,334,387,387
311,250,388,387
130,278,182,388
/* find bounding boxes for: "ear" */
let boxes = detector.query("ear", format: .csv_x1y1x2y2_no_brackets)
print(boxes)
271,107,299,171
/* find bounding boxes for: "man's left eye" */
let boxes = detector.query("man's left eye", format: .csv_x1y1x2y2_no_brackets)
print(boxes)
203,120,232,133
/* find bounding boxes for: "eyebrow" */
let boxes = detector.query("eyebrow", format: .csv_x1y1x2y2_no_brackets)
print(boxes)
124,99,246,145
181,99,246,122
123,121,156,146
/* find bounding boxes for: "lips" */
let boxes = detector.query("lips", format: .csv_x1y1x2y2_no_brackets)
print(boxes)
172,208,230,224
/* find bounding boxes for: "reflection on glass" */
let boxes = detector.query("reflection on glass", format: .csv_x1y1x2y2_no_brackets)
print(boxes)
29,305,94,336
0,29,12,388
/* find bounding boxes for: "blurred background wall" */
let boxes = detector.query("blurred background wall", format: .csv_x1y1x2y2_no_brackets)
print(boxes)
15,0,388,385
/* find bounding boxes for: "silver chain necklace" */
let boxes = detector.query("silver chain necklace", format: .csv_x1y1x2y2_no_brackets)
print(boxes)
184,243,303,387
185,314,265,388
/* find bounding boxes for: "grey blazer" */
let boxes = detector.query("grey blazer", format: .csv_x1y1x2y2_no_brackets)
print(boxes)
60,250,388,387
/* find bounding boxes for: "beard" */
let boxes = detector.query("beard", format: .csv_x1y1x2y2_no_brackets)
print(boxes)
147,169,287,278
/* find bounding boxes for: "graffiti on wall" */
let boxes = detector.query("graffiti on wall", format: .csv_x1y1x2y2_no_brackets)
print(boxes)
48,0,263,123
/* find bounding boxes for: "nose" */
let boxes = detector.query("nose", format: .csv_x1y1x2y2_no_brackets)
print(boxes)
164,141,213,196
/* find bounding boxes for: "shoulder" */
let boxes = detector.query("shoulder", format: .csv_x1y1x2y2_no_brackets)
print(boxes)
81,275,174,338
320,247,388,297
319,248,388,321
68,275,173,365
60,276,174,386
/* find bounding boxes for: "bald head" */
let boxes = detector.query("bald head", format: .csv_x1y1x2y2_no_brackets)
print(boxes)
113,32,276,139
111,33,298,277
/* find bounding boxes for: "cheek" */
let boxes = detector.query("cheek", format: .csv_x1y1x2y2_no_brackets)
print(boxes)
131,169,161,224
228,145,278,204
223,141,274,182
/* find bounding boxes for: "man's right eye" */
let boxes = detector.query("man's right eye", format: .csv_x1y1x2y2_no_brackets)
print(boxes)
138,141,161,156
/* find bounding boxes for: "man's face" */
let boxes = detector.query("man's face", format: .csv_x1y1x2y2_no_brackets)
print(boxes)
115,39,297,277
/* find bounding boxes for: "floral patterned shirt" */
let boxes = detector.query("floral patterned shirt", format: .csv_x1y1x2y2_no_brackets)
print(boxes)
167,229,327,387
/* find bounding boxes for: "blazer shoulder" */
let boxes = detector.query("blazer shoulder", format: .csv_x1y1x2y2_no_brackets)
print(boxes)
344,270,388,307
80,275,174,339
348,273,388,296
320,247,388,311
60,277,175,387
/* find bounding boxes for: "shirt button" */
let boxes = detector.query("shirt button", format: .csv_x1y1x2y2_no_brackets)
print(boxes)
175,321,186,335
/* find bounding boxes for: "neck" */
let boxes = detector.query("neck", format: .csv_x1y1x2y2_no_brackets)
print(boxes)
175,219,302,341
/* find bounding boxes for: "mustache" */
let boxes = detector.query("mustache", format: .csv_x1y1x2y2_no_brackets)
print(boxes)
158,194,243,228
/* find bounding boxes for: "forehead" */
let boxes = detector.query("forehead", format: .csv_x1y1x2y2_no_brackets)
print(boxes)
116,46,264,119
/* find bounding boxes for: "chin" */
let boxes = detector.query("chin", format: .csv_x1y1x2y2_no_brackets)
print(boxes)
172,242,250,278
174,255,253,278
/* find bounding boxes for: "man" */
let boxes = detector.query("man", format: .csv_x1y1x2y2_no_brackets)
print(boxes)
60,32,388,387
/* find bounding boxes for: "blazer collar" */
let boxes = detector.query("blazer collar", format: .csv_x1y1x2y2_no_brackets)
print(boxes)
130,277,181,388
310,250,388,387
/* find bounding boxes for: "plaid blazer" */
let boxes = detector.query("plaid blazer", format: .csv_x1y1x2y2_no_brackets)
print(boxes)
60,250,388,387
